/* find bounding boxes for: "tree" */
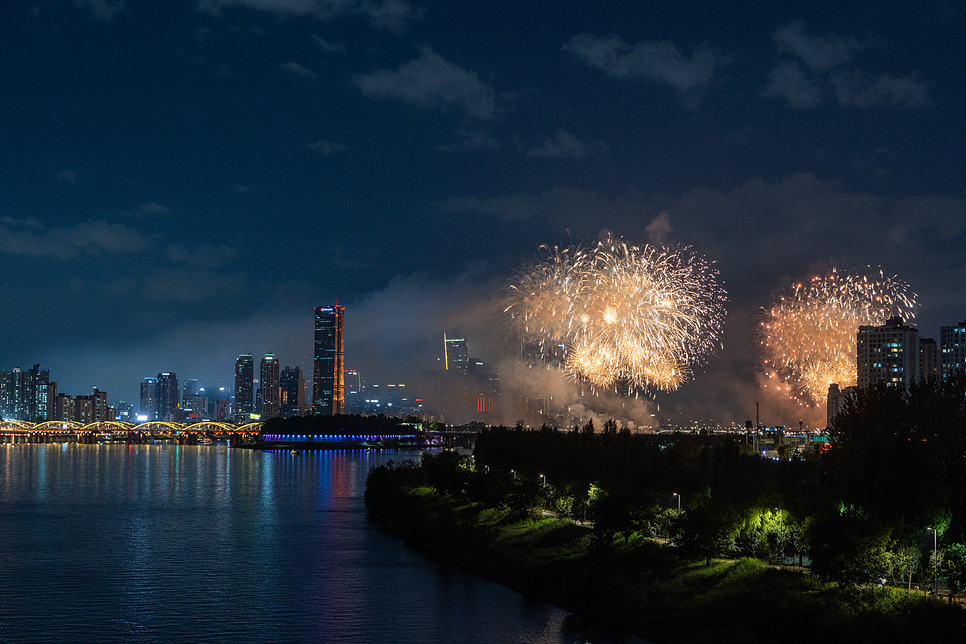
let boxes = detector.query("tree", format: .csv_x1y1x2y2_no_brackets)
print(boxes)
810,511,891,586
674,501,739,566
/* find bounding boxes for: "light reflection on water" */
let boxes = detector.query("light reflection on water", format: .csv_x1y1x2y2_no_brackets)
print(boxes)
0,444,651,644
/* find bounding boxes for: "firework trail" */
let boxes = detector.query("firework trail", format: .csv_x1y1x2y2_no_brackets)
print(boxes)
505,236,727,394
760,267,917,405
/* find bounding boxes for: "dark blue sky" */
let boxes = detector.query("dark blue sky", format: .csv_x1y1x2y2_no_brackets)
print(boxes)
2,1,964,426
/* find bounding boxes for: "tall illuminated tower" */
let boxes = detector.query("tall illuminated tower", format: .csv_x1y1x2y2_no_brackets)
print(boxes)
313,304,344,415
444,333,469,375
234,354,254,419
260,353,280,419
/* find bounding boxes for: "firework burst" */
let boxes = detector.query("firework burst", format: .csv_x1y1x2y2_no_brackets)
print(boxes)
760,267,917,405
505,236,727,394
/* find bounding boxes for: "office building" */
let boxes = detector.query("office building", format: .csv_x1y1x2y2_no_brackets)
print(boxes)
313,304,345,415
280,366,305,418
234,354,254,420
156,372,179,421
140,377,157,421
826,383,856,429
444,334,469,374
260,354,280,419
940,320,965,379
857,317,920,391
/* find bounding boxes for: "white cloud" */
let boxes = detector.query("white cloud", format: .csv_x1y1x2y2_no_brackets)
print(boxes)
196,0,422,30
761,60,825,108
829,70,931,109
773,19,866,72
136,202,171,216
74,0,125,20
354,46,497,120
526,129,604,159
279,61,316,78
57,169,78,183
563,33,728,108
0,219,151,259
311,34,344,52
305,139,348,154
763,20,930,109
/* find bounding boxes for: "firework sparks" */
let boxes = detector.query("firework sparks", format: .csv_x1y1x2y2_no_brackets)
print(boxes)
759,267,917,405
505,236,727,393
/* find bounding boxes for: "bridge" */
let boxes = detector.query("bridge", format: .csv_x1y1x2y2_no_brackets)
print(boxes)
0,420,263,445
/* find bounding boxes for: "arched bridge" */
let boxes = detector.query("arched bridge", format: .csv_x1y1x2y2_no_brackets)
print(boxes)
0,420,263,444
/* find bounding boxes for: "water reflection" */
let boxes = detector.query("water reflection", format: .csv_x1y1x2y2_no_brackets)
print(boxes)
0,445,651,644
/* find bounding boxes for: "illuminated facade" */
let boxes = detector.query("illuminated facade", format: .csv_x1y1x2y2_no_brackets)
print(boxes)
156,372,179,421
313,305,344,415
443,334,468,374
940,320,965,379
140,377,157,421
857,317,920,391
279,366,305,418
260,354,280,419
0,364,49,422
234,354,254,419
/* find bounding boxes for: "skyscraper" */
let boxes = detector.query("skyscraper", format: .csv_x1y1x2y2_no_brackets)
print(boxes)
857,317,920,391
234,354,254,420
260,354,280,419
156,372,179,421
313,304,344,415
444,333,468,375
0,364,49,422
279,366,305,418
940,320,965,380
139,377,157,420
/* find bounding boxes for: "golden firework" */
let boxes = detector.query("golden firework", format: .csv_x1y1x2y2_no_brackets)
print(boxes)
506,236,727,393
760,267,917,405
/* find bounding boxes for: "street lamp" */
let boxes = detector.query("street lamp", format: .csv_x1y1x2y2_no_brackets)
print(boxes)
927,527,938,594
540,473,546,487
510,469,515,480
673,492,680,512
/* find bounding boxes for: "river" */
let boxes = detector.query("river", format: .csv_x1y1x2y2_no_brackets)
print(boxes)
0,443,650,644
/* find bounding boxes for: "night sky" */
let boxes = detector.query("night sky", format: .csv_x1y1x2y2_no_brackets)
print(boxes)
2,1,964,427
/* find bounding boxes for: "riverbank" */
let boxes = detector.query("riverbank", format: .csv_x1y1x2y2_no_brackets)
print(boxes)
365,462,966,644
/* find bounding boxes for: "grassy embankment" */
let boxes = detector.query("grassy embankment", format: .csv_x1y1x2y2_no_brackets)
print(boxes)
365,463,966,644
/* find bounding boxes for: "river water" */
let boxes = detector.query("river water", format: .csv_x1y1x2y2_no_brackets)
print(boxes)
0,444,650,644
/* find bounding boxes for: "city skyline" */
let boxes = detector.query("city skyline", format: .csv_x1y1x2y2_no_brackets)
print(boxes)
1,2,964,427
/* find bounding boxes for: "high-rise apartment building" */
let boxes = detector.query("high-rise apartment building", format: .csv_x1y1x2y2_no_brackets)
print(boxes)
234,354,254,420
313,305,345,415
940,320,965,379
260,354,281,419
444,334,469,375
919,338,939,382
857,317,920,391
156,372,179,421
0,364,49,422
140,377,157,421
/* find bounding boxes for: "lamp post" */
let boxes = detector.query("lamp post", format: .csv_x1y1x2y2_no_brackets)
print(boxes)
927,527,938,594
540,473,546,487
673,492,680,512
510,469,515,480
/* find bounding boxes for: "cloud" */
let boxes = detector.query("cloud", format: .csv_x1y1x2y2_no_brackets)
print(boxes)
439,186,648,226
829,70,931,109
773,19,866,72
645,211,673,241
305,139,348,155
57,169,78,183
226,183,252,193
279,61,316,78
761,61,824,108
763,20,930,109
354,46,497,120
136,202,172,217
526,129,605,159
74,0,125,20
310,34,344,52
142,267,248,303
195,0,423,30
167,243,239,268
0,219,151,259
563,33,728,108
